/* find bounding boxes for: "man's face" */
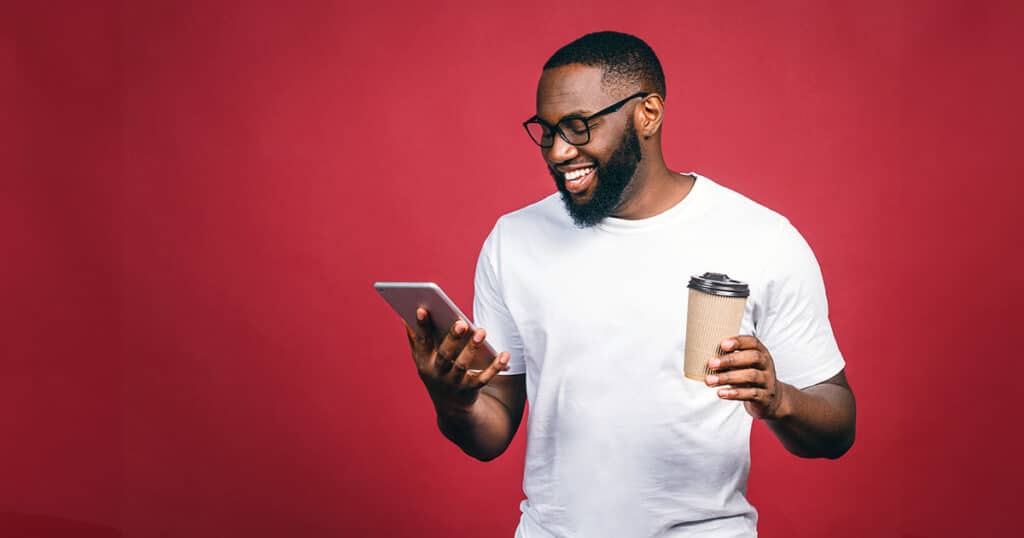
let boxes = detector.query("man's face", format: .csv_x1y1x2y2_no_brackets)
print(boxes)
534,65,643,227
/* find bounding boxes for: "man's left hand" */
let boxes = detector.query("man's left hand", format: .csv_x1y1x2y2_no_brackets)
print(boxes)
705,335,791,420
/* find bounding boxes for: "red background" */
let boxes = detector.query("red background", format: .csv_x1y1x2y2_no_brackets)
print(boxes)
4,1,1023,536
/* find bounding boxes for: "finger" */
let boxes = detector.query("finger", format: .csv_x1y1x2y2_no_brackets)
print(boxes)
435,319,471,373
705,368,768,388
467,352,511,388
709,349,766,371
434,353,453,375
451,328,487,376
719,335,764,353
716,386,775,403
406,307,435,357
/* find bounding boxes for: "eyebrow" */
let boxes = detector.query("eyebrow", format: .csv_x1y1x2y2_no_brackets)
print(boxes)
533,108,594,126
561,109,592,118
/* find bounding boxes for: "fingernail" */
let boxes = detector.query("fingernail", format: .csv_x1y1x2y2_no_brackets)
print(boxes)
718,389,731,398
499,354,508,365
709,359,721,369
706,375,719,385
721,339,734,350
416,309,425,321
473,331,484,343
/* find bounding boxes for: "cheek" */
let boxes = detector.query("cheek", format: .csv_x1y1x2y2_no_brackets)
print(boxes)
576,145,611,166
585,132,624,163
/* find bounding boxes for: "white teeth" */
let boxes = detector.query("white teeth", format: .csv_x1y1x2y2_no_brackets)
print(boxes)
565,167,595,181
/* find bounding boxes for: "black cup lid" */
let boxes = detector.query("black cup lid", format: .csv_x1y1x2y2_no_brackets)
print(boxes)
687,272,750,297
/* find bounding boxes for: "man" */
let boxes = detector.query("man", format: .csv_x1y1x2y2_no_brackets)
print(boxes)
405,31,856,537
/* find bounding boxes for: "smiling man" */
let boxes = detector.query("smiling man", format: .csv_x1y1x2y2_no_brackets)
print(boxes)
404,31,856,537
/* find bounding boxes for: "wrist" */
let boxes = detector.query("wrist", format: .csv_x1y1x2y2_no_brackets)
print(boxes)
434,394,484,440
770,382,798,421
432,391,479,421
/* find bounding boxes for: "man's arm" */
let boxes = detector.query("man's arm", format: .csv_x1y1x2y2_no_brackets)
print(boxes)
407,307,527,461
437,374,527,461
707,336,856,459
762,370,855,459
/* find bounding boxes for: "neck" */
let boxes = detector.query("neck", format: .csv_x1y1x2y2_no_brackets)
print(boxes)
610,148,694,220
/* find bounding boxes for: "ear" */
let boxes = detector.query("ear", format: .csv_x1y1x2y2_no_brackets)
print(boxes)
635,94,665,138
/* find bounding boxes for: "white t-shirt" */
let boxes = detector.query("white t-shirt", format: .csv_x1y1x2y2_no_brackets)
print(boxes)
473,173,845,538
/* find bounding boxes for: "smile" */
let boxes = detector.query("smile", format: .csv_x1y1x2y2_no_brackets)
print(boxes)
564,167,596,194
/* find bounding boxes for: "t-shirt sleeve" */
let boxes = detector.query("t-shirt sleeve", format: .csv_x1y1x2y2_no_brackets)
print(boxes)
473,220,526,375
754,219,846,389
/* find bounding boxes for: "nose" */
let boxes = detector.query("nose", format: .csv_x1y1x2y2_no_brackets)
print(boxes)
545,132,579,164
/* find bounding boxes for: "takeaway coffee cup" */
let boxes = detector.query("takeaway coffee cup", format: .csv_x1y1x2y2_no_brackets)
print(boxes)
684,272,750,381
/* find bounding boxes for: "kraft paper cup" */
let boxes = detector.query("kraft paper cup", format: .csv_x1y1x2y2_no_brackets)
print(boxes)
684,273,749,381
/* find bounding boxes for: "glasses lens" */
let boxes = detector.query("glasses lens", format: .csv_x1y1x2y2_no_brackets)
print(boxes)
559,118,589,145
526,122,554,147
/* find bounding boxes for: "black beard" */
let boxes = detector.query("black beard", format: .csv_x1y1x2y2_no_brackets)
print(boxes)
550,122,642,228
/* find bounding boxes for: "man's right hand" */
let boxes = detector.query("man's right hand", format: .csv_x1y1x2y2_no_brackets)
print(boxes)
405,307,510,412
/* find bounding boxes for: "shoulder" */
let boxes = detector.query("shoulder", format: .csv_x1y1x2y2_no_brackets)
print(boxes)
496,193,569,230
692,173,793,240
482,193,572,247
693,176,828,289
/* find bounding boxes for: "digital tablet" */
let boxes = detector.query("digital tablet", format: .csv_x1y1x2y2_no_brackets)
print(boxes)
374,282,498,363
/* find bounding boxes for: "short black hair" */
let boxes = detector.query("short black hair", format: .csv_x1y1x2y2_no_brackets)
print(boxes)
544,31,666,99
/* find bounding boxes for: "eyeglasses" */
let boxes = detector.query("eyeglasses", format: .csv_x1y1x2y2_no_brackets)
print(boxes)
523,91,650,148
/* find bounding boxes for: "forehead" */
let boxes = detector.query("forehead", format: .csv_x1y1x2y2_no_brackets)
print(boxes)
535,64,613,123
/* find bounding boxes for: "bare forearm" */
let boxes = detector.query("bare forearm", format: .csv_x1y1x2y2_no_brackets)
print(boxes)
766,382,856,459
436,392,517,461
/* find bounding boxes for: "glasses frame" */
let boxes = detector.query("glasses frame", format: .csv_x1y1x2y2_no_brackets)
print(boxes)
522,91,651,148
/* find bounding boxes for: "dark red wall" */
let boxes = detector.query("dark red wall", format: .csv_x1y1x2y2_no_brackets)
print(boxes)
4,1,1022,536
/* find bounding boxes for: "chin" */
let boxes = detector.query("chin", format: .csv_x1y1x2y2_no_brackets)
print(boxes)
570,191,595,205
